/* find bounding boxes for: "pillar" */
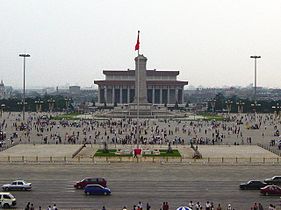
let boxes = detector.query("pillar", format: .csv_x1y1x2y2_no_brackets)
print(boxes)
98,86,101,104
182,87,184,104
112,86,115,105
134,55,148,103
175,88,179,103
152,87,155,104
127,87,130,104
160,88,163,104
167,87,170,105
104,86,108,103
120,86,123,104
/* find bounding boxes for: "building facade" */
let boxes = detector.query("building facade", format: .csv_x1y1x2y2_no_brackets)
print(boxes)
94,57,188,106
0,80,5,99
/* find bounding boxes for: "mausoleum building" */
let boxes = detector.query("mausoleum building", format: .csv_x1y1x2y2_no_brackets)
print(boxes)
94,56,188,106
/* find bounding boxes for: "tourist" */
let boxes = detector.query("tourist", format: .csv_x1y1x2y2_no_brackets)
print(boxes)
188,200,194,208
216,204,222,210
146,202,151,210
205,201,211,210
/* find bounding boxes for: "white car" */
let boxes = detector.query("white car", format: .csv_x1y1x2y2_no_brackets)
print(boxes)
2,180,32,191
0,192,16,208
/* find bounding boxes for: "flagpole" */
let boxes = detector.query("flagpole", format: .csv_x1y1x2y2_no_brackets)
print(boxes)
137,31,140,149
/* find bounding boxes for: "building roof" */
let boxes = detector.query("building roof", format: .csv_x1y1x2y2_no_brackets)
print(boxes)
94,80,188,86
103,69,179,76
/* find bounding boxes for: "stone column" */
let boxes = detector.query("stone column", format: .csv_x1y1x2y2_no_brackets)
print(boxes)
98,86,101,104
120,86,123,104
112,86,115,105
160,88,163,104
167,87,170,105
182,87,184,104
152,87,155,104
127,87,130,104
104,86,108,103
175,88,179,103
134,54,148,104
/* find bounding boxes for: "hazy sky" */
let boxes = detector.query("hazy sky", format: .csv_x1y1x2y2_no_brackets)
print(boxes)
1,0,281,89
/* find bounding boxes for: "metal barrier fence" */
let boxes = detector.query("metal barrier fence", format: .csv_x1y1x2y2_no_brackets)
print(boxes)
258,143,281,157
0,156,281,165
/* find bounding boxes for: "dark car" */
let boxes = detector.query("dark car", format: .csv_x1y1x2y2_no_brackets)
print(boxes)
264,176,281,185
260,185,281,196
239,180,267,190
74,177,107,189
84,184,111,195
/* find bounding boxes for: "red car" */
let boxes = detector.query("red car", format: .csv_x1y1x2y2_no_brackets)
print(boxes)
74,178,107,189
260,185,281,195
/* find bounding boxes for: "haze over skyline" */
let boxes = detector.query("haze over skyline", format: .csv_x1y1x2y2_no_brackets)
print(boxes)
1,0,281,89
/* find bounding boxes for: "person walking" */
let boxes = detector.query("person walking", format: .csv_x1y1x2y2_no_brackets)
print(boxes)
30,203,34,210
146,202,151,210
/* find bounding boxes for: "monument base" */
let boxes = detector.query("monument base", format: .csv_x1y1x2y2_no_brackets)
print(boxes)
96,103,184,119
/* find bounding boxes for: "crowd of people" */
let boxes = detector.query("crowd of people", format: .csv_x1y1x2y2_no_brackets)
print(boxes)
23,200,281,210
0,112,280,149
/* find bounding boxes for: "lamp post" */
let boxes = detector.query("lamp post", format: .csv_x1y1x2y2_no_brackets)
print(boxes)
17,101,27,115
0,104,5,117
225,100,233,115
272,103,281,118
65,98,71,112
209,99,216,113
251,101,261,121
250,55,261,103
47,99,55,112
236,101,245,113
35,100,44,112
19,53,31,121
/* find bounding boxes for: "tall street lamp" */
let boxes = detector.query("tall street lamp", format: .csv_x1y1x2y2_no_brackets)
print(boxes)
47,99,55,112
208,99,216,113
236,101,245,113
0,104,5,117
250,55,261,103
272,103,281,118
225,100,233,115
19,53,31,121
65,98,71,112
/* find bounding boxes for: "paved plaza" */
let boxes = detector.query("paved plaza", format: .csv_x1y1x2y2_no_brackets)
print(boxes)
0,144,82,157
0,111,281,209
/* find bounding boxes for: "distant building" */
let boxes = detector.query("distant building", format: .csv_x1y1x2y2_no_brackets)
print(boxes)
0,80,5,99
94,56,188,105
69,86,81,95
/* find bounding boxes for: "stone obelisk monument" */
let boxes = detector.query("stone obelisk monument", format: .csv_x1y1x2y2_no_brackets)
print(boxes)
134,54,148,104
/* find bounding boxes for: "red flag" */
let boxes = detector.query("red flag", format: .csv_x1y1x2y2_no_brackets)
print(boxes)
135,31,140,51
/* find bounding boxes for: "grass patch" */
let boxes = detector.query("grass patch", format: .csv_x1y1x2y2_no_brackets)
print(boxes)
94,149,181,157
94,149,131,157
200,113,224,121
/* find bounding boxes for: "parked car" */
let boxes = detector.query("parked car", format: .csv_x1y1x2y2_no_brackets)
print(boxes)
2,180,32,191
0,192,16,208
74,177,107,189
84,184,111,195
260,185,281,196
239,180,267,190
264,176,281,185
